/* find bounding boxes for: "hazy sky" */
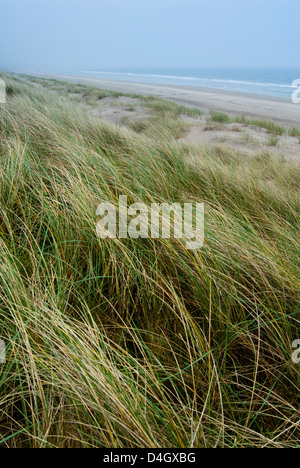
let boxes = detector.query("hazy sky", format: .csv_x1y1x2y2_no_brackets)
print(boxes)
1,0,300,72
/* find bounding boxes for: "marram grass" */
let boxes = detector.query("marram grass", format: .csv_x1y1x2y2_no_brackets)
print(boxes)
0,74,299,448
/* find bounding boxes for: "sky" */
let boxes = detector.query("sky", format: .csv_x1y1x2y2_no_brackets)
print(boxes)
1,0,300,73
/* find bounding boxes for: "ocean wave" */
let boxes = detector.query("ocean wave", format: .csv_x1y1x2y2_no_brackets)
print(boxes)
80,70,295,89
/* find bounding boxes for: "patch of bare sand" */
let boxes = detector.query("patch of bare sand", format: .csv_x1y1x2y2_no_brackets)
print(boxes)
179,117,300,161
88,96,149,126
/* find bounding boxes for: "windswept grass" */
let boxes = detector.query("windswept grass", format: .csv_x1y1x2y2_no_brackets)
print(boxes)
233,115,286,135
0,74,299,448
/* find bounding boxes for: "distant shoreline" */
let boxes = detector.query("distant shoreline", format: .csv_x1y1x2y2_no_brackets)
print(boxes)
32,72,300,127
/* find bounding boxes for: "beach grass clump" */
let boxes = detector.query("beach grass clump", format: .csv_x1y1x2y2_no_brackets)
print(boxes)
144,97,203,118
209,110,231,124
268,135,279,146
288,127,300,143
288,127,300,137
0,73,299,448
234,115,286,135
205,109,287,134
128,113,187,139
252,119,285,135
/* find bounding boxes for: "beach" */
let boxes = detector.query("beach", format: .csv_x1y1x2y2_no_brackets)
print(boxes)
38,73,300,127
33,73,300,161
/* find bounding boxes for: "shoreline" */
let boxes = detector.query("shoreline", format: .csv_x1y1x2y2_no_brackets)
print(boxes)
33,72,300,127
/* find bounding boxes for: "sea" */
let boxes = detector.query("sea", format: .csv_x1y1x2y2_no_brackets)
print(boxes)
76,68,300,100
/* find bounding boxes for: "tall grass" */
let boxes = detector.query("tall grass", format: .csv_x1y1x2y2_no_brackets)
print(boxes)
0,74,299,448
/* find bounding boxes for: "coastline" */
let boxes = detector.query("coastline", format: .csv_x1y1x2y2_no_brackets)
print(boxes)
35,72,300,127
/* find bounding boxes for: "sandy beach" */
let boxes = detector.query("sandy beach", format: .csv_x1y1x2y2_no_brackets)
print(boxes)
38,73,300,128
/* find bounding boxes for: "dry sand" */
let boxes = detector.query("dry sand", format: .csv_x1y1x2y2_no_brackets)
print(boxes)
88,96,149,125
179,117,300,161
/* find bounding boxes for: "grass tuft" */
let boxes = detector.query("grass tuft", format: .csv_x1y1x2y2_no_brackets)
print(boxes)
209,111,231,124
